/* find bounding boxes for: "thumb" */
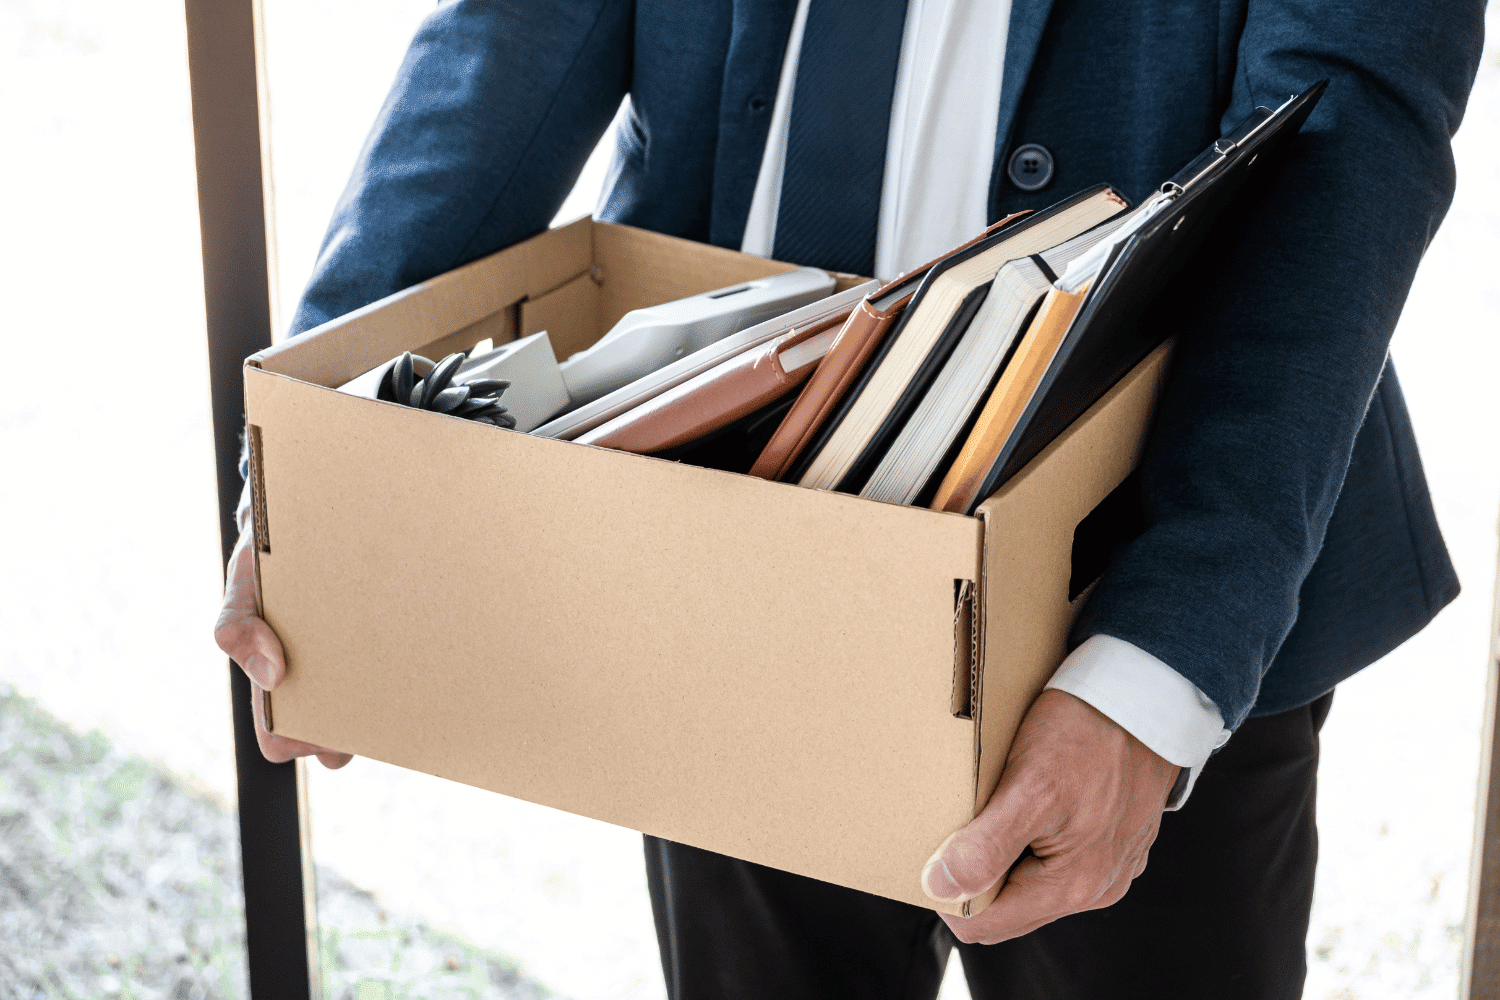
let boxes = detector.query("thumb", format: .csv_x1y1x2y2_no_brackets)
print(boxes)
921,782,1039,904
216,528,286,690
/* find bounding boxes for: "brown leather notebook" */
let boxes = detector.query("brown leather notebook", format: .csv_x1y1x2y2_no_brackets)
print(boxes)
577,313,849,455
748,211,1031,481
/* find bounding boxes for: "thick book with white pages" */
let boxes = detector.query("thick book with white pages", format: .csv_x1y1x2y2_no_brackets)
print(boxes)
858,214,1131,505
793,186,1128,493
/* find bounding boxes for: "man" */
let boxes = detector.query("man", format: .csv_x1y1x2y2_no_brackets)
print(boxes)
214,1,1484,996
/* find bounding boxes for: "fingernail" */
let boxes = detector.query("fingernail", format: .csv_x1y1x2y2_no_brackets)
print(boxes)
922,853,965,902
922,833,971,903
246,653,277,689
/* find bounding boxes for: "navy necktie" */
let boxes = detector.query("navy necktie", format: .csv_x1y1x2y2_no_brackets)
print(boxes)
772,0,911,277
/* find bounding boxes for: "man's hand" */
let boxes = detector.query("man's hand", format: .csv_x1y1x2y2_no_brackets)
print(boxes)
215,524,352,769
921,689,1178,944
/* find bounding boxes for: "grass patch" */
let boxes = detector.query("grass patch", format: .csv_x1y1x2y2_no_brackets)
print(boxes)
0,685,557,999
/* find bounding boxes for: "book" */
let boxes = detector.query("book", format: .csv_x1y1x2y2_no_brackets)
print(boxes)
747,210,1032,482
929,283,1093,513
576,315,844,454
532,279,879,441
791,185,1129,493
930,81,1329,515
657,391,802,476
858,212,1131,505
557,267,835,407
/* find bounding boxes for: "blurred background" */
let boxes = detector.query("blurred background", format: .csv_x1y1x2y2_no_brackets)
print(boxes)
0,1,1496,997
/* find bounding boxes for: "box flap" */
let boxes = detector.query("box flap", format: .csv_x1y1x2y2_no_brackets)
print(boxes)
250,216,596,386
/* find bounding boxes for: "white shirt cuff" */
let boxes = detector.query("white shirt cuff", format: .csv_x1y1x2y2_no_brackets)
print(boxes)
1045,634,1230,810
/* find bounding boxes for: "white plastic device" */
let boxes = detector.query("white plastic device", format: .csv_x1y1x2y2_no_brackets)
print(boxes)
557,266,835,407
533,279,880,441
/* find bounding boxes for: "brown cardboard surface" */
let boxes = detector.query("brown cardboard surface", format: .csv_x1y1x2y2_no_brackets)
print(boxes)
248,366,981,909
244,220,1174,917
256,216,595,387
593,222,798,332
422,306,520,366
962,341,1173,914
519,267,600,361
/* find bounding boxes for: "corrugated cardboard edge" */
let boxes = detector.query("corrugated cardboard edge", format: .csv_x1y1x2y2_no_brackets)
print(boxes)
950,580,977,719
252,218,594,387
961,340,1174,917
247,219,849,390
242,378,273,729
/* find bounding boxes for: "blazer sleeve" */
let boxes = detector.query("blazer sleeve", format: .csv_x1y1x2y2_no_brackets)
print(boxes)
1070,0,1485,729
285,0,633,338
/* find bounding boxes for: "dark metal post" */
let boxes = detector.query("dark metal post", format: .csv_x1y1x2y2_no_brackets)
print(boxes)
183,0,315,996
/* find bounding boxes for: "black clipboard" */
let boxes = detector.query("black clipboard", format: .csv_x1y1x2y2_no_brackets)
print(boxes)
961,80,1329,513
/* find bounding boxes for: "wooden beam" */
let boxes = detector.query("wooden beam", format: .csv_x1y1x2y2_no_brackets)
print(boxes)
1462,512,1500,998
182,0,318,995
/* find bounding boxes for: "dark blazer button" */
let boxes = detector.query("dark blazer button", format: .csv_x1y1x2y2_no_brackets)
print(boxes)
1007,143,1055,191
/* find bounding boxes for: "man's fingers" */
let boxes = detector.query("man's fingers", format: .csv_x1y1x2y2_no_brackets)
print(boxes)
945,852,1128,945
221,526,259,612
921,830,1015,904
215,609,285,690
926,690,1176,942
960,854,1066,940
215,530,286,690
922,779,1044,904
217,520,352,769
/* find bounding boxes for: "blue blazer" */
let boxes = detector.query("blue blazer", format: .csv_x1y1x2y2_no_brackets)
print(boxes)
288,0,1483,730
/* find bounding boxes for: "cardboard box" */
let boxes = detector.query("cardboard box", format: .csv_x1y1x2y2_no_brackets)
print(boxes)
245,217,1171,917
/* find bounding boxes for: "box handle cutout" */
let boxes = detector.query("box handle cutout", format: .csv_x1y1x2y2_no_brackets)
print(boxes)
1069,468,1144,601
249,424,270,554
951,580,977,719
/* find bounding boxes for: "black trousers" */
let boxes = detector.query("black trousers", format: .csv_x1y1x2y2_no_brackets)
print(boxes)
645,691,1333,1000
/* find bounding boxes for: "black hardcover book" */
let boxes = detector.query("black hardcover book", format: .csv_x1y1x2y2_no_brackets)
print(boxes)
783,183,1121,486
831,282,991,494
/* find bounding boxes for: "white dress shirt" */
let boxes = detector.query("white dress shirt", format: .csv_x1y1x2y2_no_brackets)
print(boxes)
741,0,1230,807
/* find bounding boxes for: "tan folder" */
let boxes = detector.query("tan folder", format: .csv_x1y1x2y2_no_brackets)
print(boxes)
749,211,1031,481
930,283,1091,514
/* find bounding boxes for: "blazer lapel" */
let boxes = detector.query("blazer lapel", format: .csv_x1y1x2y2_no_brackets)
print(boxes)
709,0,798,250
988,0,1057,218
